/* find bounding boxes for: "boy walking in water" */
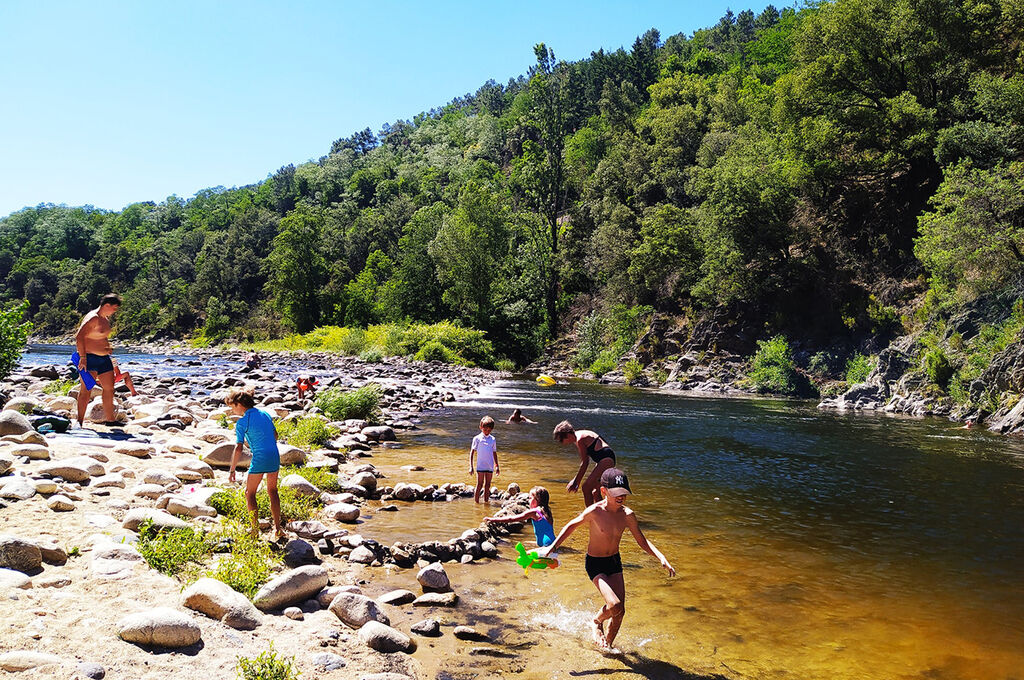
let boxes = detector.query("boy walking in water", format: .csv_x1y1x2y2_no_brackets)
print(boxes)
469,416,499,503
539,468,674,654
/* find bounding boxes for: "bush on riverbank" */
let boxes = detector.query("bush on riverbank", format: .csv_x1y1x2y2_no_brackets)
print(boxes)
236,644,299,680
0,301,32,381
235,321,498,368
748,335,815,397
315,383,382,422
275,417,338,448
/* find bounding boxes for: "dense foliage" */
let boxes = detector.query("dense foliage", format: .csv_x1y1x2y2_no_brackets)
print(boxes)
0,301,32,380
2,0,1022,370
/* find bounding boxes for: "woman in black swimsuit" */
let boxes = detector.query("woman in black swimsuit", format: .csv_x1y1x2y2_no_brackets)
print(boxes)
553,420,617,507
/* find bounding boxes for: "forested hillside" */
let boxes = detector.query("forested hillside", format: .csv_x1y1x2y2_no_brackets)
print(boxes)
2,0,1022,374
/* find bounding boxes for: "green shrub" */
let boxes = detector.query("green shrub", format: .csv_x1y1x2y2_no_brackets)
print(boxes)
415,340,459,364
609,304,653,356
494,358,515,372
925,348,954,388
358,347,383,363
845,354,874,384
0,301,32,381
623,359,644,383
820,381,849,398
808,351,836,377
749,335,799,395
314,383,383,422
589,352,617,378
208,522,279,600
281,465,340,493
135,521,212,578
42,378,77,396
236,643,300,680
208,486,320,524
276,417,338,448
652,367,668,384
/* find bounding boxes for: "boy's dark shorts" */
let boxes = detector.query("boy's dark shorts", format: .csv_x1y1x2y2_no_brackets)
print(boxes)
586,553,623,581
86,353,114,375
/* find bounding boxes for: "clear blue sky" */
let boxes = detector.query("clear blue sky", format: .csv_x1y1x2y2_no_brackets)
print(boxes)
0,0,773,218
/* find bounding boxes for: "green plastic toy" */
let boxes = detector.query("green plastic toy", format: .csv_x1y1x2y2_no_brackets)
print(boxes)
514,542,559,575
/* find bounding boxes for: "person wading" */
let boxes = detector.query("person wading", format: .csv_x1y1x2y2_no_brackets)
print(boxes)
74,294,123,427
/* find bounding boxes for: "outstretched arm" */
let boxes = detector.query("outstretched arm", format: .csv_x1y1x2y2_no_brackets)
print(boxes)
567,447,589,493
537,507,591,557
625,511,675,576
483,508,538,524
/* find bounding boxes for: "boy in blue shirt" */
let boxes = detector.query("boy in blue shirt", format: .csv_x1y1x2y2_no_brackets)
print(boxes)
226,386,284,540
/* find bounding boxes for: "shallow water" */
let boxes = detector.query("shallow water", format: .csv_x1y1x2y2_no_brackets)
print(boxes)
362,380,1024,679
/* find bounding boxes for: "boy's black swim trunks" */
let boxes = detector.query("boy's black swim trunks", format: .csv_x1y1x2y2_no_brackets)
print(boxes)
586,553,623,580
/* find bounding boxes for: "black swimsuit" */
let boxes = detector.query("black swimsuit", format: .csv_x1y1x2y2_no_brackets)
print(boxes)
585,437,615,464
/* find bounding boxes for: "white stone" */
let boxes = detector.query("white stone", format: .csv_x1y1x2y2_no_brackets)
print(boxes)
117,607,201,647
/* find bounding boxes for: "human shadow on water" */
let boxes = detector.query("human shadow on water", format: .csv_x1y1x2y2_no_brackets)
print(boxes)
569,650,731,680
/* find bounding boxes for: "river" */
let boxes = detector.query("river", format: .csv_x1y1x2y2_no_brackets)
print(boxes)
17,347,1024,678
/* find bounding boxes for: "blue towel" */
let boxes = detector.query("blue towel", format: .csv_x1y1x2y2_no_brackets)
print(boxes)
70,352,96,390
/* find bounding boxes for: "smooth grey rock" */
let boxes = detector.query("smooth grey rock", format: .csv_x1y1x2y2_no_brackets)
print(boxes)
412,591,459,607
0,535,42,573
0,568,32,589
279,445,306,466
181,577,261,630
0,478,36,500
311,652,346,671
0,451,12,474
0,410,33,436
131,483,167,499
117,607,201,647
47,494,75,511
454,625,489,641
357,621,415,653
329,592,390,628
286,520,329,539
122,508,188,532
77,661,106,679
203,442,249,469
283,539,319,567
280,473,319,497
0,651,62,671
253,565,328,612
113,443,154,458
283,606,304,620
317,585,349,608
410,618,441,636
32,478,58,494
36,460,91,483
377,589,416,606
10,444,49,460
349,470,377,493
165,496,217,519
324,502,360,522
142,468,180,487
360,425,395,442
348,545,375,564
416,562,451,592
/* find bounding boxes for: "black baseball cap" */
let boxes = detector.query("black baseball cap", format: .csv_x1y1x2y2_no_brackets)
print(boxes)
600,468,632,496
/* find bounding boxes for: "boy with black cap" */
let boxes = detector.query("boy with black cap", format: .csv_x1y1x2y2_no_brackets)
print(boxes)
538,467,674,654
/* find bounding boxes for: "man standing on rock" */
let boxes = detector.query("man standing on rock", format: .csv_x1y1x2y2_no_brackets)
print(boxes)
74,294,122,427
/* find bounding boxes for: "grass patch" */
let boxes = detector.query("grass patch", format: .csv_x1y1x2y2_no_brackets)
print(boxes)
236,643,300,680
845,354,874,384
281,464,340,492
207,521,279,600
208,486,321,524
315,383,382,422
275,417,338,448
135,520,213,579
43,378,77,396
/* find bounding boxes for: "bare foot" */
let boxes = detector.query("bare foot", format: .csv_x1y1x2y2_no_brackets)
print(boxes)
590,618,608,649
601,646,623,657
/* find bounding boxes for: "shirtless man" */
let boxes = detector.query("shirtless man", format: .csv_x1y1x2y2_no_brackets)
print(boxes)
75,294,122,426
538,468,674,654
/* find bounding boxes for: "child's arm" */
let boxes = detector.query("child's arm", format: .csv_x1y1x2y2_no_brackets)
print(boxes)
483,508,537,524
493,444,499,475
537,506,591,557
469,443,477,475
625,511,675,576
228,442,243,484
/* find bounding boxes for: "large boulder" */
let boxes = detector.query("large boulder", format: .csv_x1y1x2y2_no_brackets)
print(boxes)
280,474,319,497
165,497,217,519
122,508,189,532
0,535,42,573
357,621,416,653
2,398,38,415
361,425,396,442
328,592,390,628
416,562,451,592
349,471,377,494
181,578,261,630
393,483,425,502
35,460,94,483
324,502,360,522
202,442,249,469
278,445,306,466
252,565,328,612
117,607,202,647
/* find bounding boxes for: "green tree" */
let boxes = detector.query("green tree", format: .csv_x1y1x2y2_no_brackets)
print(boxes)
0,301,32,380
265,208,328,332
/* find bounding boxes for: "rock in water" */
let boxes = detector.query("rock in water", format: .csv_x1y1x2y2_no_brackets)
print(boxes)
252,565,328,611
181,578,261,630
0,535,42,573
377,589,416,606
117,607,201,647
357,621,416,653
324,502,360,522
410,619,441,636
328,592,390,628
416,562,451,592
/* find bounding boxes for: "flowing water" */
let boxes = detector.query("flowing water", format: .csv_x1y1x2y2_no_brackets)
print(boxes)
18,347,1024,678
361,380,1024,680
